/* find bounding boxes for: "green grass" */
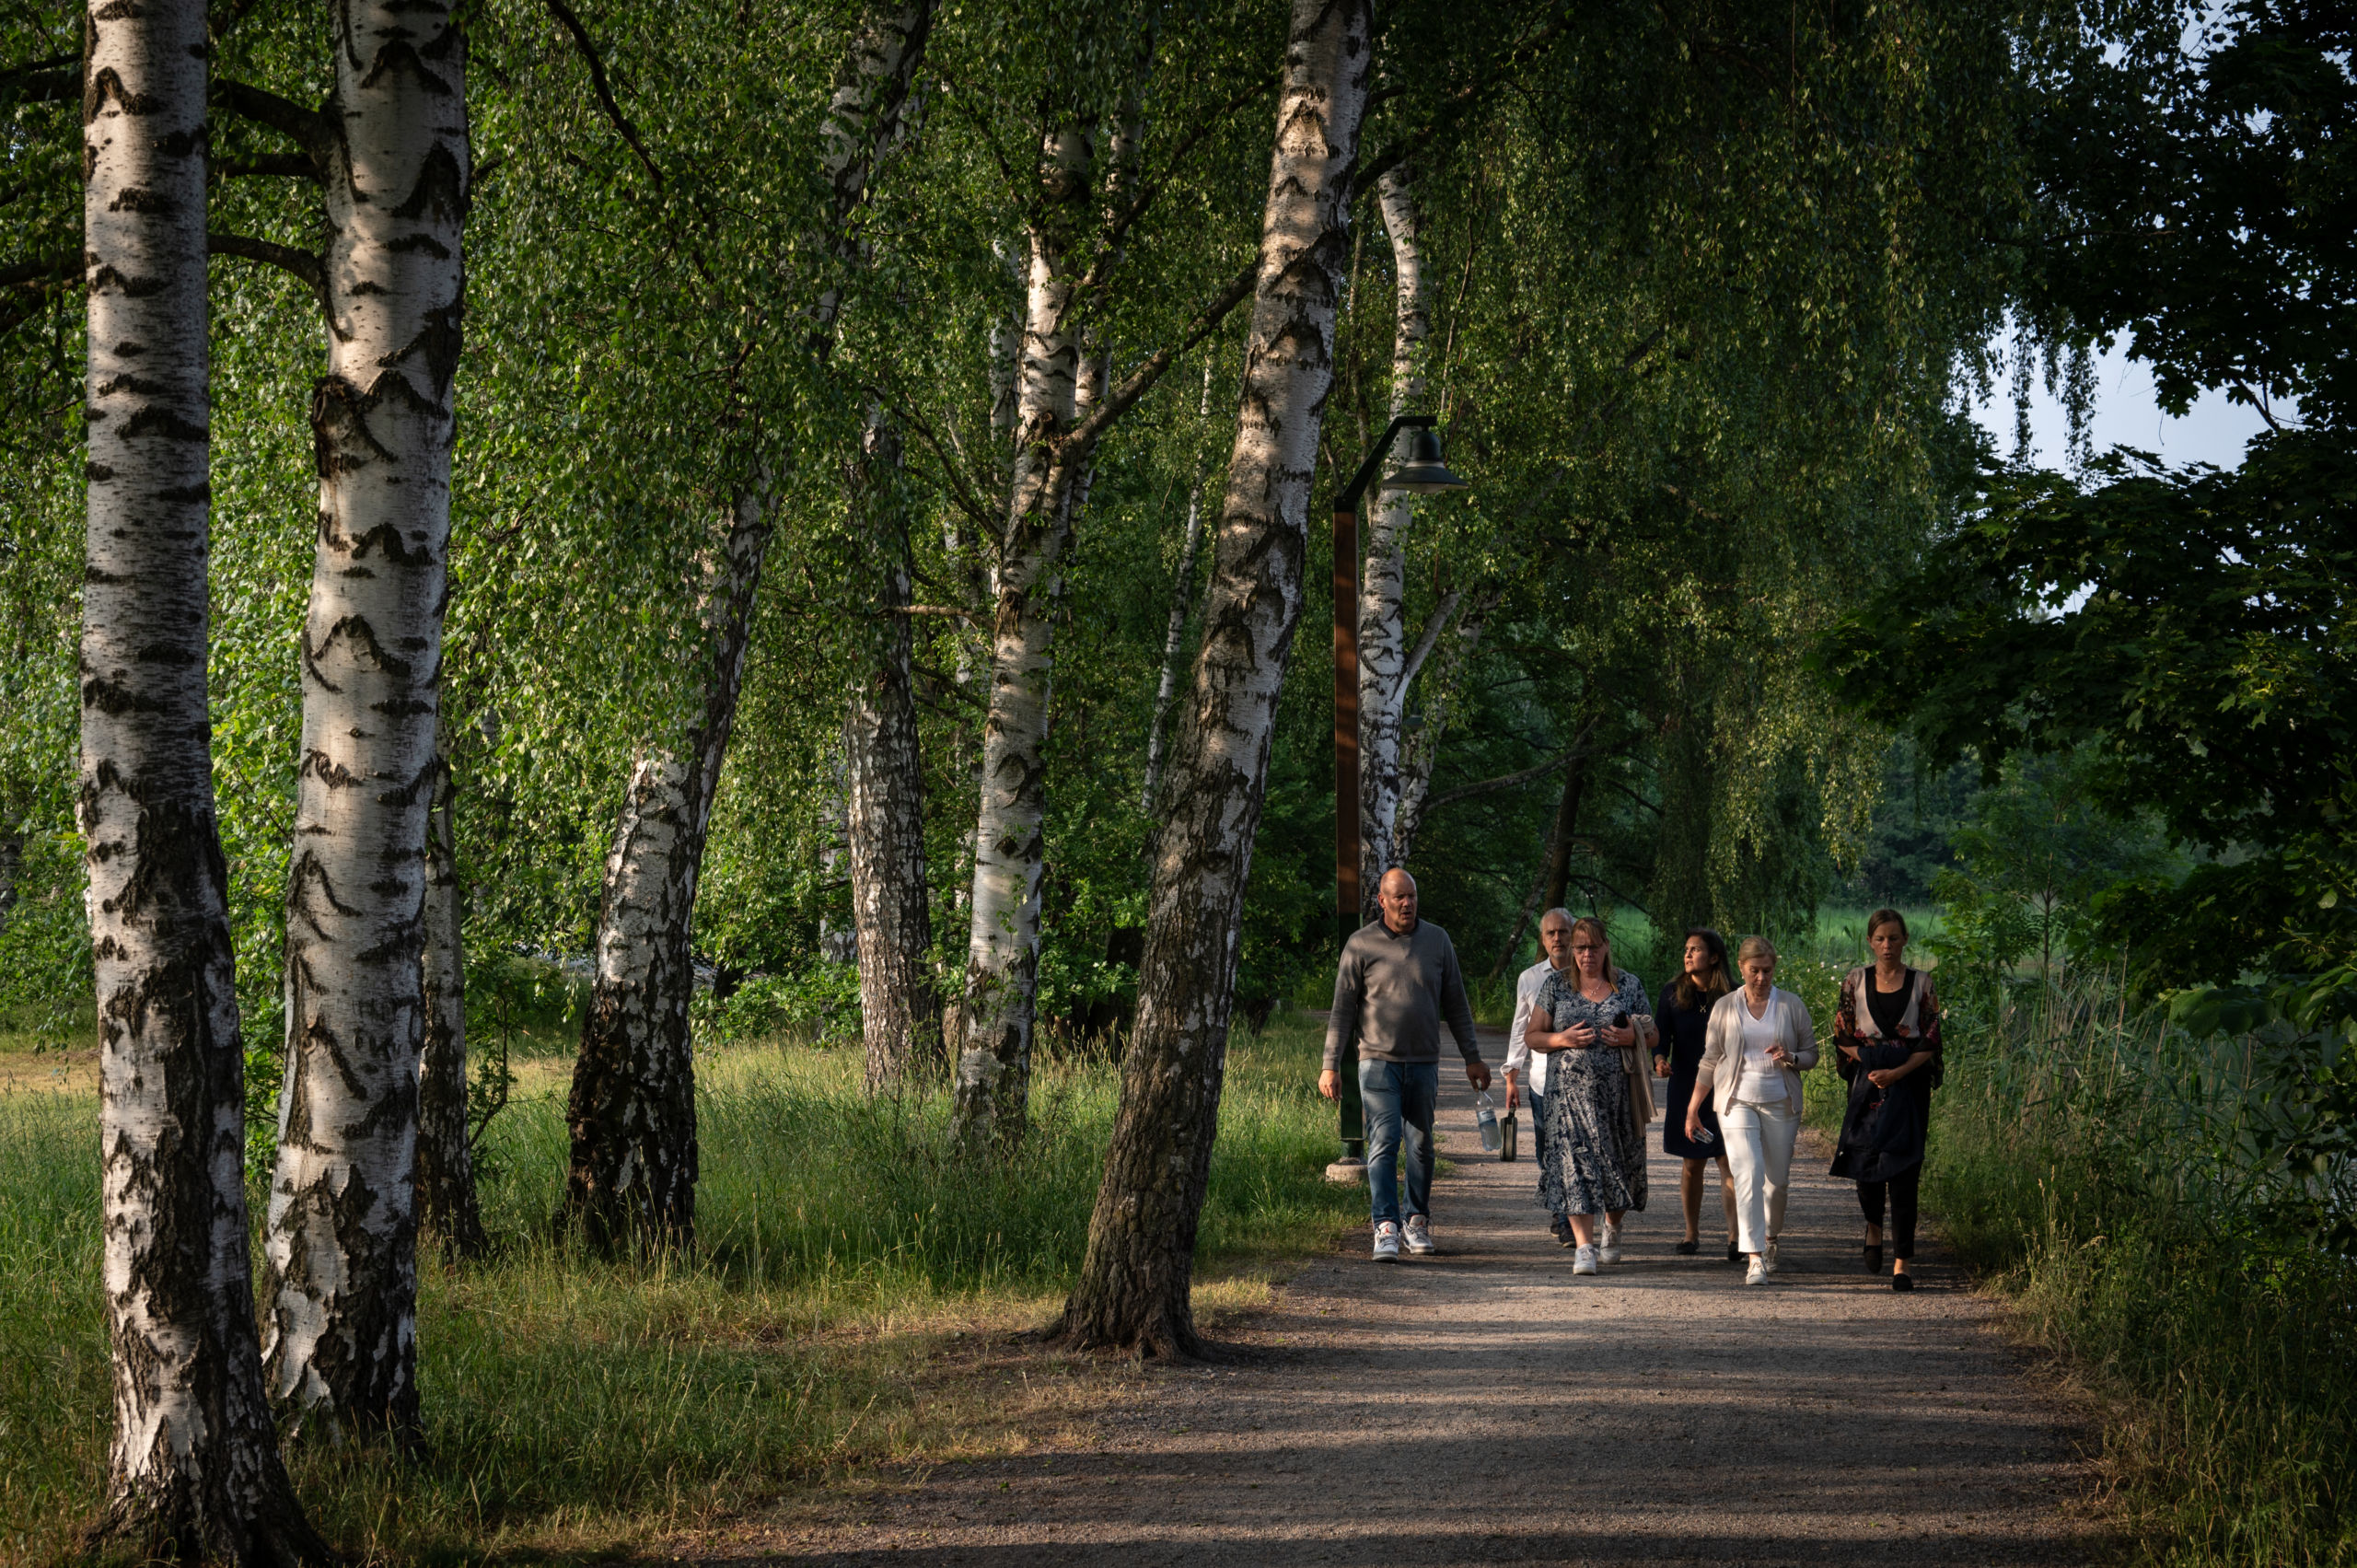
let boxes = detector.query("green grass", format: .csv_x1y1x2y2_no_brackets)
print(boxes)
0,1010,1358,1563
1921,981,2357,1567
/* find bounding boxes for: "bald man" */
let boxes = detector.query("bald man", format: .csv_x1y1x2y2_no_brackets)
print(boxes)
1320,868,1491,1260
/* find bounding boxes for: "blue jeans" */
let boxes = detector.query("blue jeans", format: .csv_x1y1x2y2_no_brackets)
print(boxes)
1359,1059,1439,1227
1527,1085,1561,1222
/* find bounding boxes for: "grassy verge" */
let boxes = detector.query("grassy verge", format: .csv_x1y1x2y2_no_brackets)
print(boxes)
0,1010,1358,1563
1917,985,2357,1567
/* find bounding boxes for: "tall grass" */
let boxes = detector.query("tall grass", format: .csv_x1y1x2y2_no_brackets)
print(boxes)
1925,978,2357,1567
0,1014,1357,1562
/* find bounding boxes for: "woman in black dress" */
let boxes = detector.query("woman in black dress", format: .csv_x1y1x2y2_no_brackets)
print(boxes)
1829,908,1943,1292
1653,929,1739,1260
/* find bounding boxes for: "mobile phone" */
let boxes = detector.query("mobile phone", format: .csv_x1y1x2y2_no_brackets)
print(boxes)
1612,1011,1630,1028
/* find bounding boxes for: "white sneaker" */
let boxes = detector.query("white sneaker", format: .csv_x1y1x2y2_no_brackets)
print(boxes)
1403,1215,1434,1254
1572,1244,1598,1275
1745,1256,1769,1285
1763,1237,1780,1273
1373,1221,1401,1260
1598,1221,1622,1264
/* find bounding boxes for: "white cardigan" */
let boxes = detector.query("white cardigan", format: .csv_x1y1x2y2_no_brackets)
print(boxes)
1692,985,1819,1120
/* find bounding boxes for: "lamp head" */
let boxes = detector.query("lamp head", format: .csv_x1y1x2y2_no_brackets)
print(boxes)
1383,425,1470,495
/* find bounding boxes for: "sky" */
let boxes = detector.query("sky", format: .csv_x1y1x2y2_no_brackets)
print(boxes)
1968,336,2276,474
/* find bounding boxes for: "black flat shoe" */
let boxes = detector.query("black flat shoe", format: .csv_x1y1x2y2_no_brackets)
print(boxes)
1676,1239,1699,1255
1864,1243,1883,1273
1891,1272,1915,1293
1726,1241,1742,1263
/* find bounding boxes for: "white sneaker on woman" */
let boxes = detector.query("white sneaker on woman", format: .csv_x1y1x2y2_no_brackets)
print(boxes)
1598,1222,1622,1263
1572,1244,1598,1275
1745,1256,1769,1285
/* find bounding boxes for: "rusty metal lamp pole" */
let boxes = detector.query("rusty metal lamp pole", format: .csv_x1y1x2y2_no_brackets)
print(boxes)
1326,414,1469,1177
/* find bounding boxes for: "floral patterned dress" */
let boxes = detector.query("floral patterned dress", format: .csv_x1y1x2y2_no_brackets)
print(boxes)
1535,966,1650,1218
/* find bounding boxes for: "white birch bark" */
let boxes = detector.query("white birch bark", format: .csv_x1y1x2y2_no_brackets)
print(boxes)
564,0,933,1246
81,0,324,1551
1355,166,1429,914
414,746,483,1256
949,124,1094,1154
1389,586,1501,867
1058,0,1372,1356
1141,361,1216,815
263,0,469,1443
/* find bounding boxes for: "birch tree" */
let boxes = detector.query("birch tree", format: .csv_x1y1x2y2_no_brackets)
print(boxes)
1056,0,1372,1357
1142,362,1217,813
563,0,935,1249
845,411,937,1096
79,0,324,1551
946,122,1097,1150
262,0,470,1439
414,746,483,1255
1354,165,1431,914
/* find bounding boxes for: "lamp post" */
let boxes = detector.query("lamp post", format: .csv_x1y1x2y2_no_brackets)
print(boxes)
1325,415,1469,1178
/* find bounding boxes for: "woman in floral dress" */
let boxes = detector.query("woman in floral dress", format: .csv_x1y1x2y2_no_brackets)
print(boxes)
1528,917,1653,1274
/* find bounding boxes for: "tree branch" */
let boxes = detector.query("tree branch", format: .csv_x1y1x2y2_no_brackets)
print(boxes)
1074,71,1279,298
1062,257,1257,454
1360,12,1577,192
214,154,321,182
541,0,666,189
0,55,75,104
1399,588,1463,696
211,78,331,161
1421,743,1596,816
0,251,78,292
208,233,324,302
888,604,978,621
889,392,1004,537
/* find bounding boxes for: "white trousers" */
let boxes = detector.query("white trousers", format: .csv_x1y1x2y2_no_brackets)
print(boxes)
1722,1099,1800,1255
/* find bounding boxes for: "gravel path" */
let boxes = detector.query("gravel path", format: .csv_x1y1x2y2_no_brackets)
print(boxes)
745,1032,2100,1566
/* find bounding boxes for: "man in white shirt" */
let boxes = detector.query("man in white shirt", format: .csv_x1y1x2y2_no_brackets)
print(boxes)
1502,907,1579,1248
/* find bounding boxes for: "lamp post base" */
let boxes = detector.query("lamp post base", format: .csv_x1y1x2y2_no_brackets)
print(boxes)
1324,1155,1367,1184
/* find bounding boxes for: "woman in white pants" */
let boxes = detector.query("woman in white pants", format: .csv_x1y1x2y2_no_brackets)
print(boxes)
1685,936,1817,1285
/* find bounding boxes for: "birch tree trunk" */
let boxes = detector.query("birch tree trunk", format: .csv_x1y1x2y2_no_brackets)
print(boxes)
81,0,324,1551
1355,166,1430,917
847,412,937,1096
0,828,19,932
1387,587,1499,869
415,747,484,1257
949,125,1094,1154
1142,362,1215,815
263,0,470,1443
564,0,933,1247
1056,0,1372,1357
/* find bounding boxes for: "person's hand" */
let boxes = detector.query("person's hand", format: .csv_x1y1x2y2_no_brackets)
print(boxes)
1866,1068,1895,1089
1503,1074,1520,1109
1567,1021,1598,1050
1318,1069,1340,1101
1467,1059,1492,1092
1685,1109,1703,1142
1765,1042,1793,1067
1653,1054,1670,1078
1602,1022,1634,1050
1838,1042,1860,1063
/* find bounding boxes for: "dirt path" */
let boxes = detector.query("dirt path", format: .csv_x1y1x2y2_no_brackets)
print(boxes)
732,1031,2101,1566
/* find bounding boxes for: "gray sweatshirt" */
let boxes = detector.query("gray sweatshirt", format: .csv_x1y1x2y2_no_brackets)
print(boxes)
1321,918,1482,1072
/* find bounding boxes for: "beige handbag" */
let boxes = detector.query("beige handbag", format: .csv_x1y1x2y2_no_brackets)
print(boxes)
1623,1040,1656,1124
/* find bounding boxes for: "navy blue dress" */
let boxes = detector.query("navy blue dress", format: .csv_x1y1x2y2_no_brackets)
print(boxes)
1654,981,1725,1160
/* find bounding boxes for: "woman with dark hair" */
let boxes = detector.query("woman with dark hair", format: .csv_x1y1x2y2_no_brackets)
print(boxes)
1830,908,1943,1292
1652,929,1739,1260
1527,916,1655,1275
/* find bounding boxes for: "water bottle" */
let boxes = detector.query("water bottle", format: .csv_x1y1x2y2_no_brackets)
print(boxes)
1475,1090,1502,1153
